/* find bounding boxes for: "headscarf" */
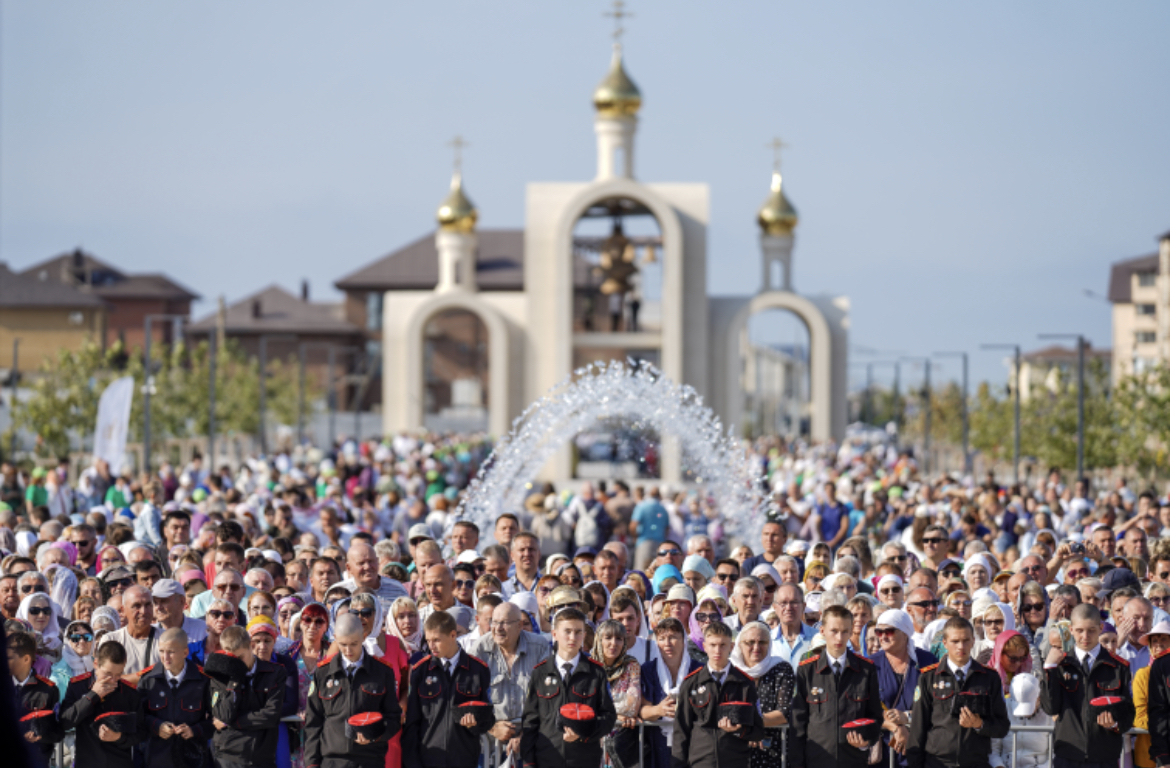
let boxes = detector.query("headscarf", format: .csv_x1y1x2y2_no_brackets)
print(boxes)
60,621,95,676
592,618,638,683
582,580,611,622
15,531,36,557
386,597,423,654
247,615,279,639
50,540,78,567
508,591,541,633
17,592,62,651
731,621,784,679
965,553,997,580
97,546,123,572
681,555,716,581
296,603,331,653
623,571,651,598
49,566,79,620
651,565,683,596
609,585,650,640
990,629,1033,687
696,584,730,615
90,606,122,633
276,595,306,635
688,598,723,651
350,594,387,658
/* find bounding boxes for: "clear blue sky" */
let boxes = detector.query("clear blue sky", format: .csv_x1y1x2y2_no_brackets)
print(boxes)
3,2,1167,390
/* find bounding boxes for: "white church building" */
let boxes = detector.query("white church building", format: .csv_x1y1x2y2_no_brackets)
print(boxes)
360,42,849,483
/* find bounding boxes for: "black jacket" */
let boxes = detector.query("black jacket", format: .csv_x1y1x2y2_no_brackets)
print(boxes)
403,650,494,768
137,660,212,768
59,672,146,768
671,663,764,768
207,656,288,768
520,653,617,768
15,672,63,760
304,651,403,768
1149,649,1170,767
907,658,1011,768
791,648,883,768
1039,646,1135,764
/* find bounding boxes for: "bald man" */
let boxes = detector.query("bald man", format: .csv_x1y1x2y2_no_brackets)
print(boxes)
336,540,408,605
97,584,159,677
418,565,475,633
305,614,402,768
139,628,211,768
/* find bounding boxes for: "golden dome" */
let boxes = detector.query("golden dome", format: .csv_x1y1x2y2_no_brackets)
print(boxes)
436,172,477,233
593,44,642,118
757,171,798,236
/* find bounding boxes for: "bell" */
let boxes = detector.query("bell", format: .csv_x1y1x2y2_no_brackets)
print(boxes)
642,244,657,264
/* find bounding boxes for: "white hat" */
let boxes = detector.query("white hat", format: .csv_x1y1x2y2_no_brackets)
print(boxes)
877,574,904,592
1011,674,1040,717
459,550,486,565
875,608,915,640
1138,619,1170,647
805,591,823,613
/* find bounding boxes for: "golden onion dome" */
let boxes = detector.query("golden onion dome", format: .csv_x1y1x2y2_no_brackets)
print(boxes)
593,44,642,118
757,171,798,236
436,172,477,233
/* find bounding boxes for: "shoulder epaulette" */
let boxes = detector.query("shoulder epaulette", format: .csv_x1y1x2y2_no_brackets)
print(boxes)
1106,650,1130,667
35,675,56,689
684,667,703,679
533,657,552,670
920,662,940,673
70,671,93,683
799,656,819,667
139,664,156,676
411,655,433,671
466,654,488,669
120,678,137,690
731,665,754,683
319,652,338,666
586,656,604,668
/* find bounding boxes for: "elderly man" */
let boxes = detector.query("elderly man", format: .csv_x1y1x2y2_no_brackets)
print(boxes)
905,587,940,652
1116,595,1155,668
686,535,716,566
418,565,474,632
0,574,20,620
473,602,551,759
593,548,623,593
725,576,764,633
187,543,252,617
1122,527,1150,560
1017,555,1049,585
98,585,160,677
1006,571,1030,609
336,541,408,604
151,578,206,643
742,520,788,574
774,555,801,586
907,568,938,595
771,583,816,665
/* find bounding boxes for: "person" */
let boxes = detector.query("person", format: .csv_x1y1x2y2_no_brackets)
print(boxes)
791,604,882,768
152,578,207,644
187,597,237,663
520,607,616,768
418,565,475,632
741,521,787,574
988,630,1052,768
608,587,658,665
248,616,300,768
870,609,936,767
640,617,700,768
1039,603,1134,768
815,482,850,551
208,625,288,768
10,630,62,762
907,616,1011,768
1134,620,1170,768
60,639,146,768
137,627,211,768
731,621,794,768
387,597,426,664
502,533,541,599
631,487,669,570
725,577,764,634
591,618,641,767
51,619,95,701
305,614,402,768
906,587,940,652
473,601,551,762
336,541,408,605
672,620,764,768
770,584,816,666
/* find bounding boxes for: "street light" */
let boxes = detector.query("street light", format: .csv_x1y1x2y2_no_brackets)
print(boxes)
7,338,18,460
901,357,932,475
1038,333,1087,480
142,314,187,475
981,344,1021,484
933,351,969,476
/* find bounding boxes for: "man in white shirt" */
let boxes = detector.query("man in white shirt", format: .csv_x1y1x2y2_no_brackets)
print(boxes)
97,585,159,679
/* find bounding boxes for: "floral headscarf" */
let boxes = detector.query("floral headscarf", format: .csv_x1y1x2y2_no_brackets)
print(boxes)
688,598,723,651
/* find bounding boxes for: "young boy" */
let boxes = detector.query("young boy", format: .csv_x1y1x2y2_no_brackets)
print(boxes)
10,630,61,762
908,616,1010,768
208,625,287,768
60,639,145,768
137,628,211,768
404,611,494,768
672,620,763,768
791,604,882,768
521,607,616,768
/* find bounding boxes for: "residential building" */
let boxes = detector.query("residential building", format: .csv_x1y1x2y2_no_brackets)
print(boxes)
1010,344,1112,402
1108,231,1170,382
0,262,107,377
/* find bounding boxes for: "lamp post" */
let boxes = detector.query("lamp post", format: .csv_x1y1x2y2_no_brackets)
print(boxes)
142,314,187,475
933,351,970,475
8,338,18,460
257,334,298,456
901,357,932,475
1038,333,1087,480
981,344,1022,484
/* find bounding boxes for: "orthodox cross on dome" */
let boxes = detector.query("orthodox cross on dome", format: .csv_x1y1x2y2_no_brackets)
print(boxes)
448,135,469,173
604,0,633,42
767,137,789,172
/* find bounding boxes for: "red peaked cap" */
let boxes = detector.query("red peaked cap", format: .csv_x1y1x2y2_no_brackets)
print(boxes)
20,710,54,721
559,703,596,721
348,713,384,726
1090,697,1123,706
843,719,877,728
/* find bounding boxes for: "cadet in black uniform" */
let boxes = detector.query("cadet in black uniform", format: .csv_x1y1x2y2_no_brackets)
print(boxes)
1149,636,1170,768
10,631,62,762
1040,603,1134,768
304,613,403,768
907,616,1010,768
520,607,617,768
208,625,288,768
671,620,764,768
791,604,883,768
137,628,211,768
59,639,146,768
403,610,494,768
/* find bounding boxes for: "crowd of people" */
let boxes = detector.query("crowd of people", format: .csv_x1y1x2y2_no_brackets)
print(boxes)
4,432,1170,768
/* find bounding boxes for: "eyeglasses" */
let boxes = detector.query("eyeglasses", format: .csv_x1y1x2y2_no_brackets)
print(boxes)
950,600,973,608
216,583,244,592
352,608,375,619
694,612,720,623
880,587,903,595
1151,596,1169,606
68,633,94,643
873,627,897,638
490,619,519,629
1159,572,1170,581
742,640,770,649
20,584,46,594
775,601,802,608
208,610,236,620
457,580,477,590
302,617,326,627
106,579,132,589
1066,569,1089,579
1003,652,1028,663
657,549,681,557
908,600,940,610
1022,603,1046,613
922,538,946,546
27,606,51,617
537,586,555,595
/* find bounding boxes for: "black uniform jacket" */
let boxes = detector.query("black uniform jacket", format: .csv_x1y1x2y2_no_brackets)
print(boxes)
1039,646,1135,764
907,658,1010,768
137,660,212,768
671,663,765,768
207,656,288,768
304,650,403,768
791,648,883,768
15,673,63,759
59,672,146,768
403,650,495,768
520,652,617,768
1148,648,1170,767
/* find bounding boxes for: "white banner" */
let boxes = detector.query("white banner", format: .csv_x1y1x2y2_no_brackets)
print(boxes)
94,376,134,471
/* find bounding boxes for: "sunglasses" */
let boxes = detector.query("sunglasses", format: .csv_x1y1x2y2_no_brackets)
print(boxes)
216,584,244,592
106,579,132,589
1003,652,1029,663
694,612,720,623
536,586,555,595
909,600,940,610
20,585,46,594
922,538,946,546
68,633,94,643
941,570,962,579
657,549,681,557
715,572,737,581
71,539,94,548
302,617,327,627
208,610,236,620
456,580,477,590
1066,569,1090,579
984,619,1005,628
352,608,376,619
1022,603,1045,613
873,627,897,638
27,606,51,617
888,555,908,563
880,587,903,595
950,600,973,608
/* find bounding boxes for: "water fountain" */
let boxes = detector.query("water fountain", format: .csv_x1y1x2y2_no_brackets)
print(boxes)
458,359,768,546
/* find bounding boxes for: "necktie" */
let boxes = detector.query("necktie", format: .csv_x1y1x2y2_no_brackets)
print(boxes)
562,662,573,682
1082,654,1093,677
170,679,180,692
832,662,841,682
955,668,965,689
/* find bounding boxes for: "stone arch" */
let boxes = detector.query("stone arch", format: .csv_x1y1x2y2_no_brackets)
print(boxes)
727,292,834,442
404,293,511,437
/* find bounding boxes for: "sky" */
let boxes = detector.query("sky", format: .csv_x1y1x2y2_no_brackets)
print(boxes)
3,1,1168,391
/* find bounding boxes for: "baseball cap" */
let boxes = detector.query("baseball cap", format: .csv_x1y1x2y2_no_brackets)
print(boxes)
150,579,183,599
574,546,599,560
1011,674,1040,717
101,565,133,583
457,550,485,565
408,524,434,543
1100,568,1140,598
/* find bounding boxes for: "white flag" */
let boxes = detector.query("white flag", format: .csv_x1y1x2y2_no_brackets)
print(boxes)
94,376,134,471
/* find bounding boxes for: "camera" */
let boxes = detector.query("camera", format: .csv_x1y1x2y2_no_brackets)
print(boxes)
1069,543,1085,556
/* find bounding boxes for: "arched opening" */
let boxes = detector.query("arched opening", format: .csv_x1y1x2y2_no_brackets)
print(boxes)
740,309,812,438
422,308,489,433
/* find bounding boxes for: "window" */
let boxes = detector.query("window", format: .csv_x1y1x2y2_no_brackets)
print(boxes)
68,312,84,325
1136,331,1157,344
1138,271,1157,287
1137,304,1157,316
366,291,383,330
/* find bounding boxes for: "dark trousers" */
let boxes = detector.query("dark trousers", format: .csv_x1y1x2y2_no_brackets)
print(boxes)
1054,758,1115,768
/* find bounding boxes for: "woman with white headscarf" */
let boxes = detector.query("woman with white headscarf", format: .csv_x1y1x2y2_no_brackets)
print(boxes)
90,606,121,640
17,591,63,660
50,620,95,701
732,621,795,768
48,564,79,621
15,530,37,557
387,596,425,662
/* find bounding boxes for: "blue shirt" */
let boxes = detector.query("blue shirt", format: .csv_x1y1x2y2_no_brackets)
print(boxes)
631,499,669,544
770,623,817,667
817,502,848,544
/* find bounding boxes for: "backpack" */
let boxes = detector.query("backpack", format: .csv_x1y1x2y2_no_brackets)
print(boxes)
574,500,607,549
